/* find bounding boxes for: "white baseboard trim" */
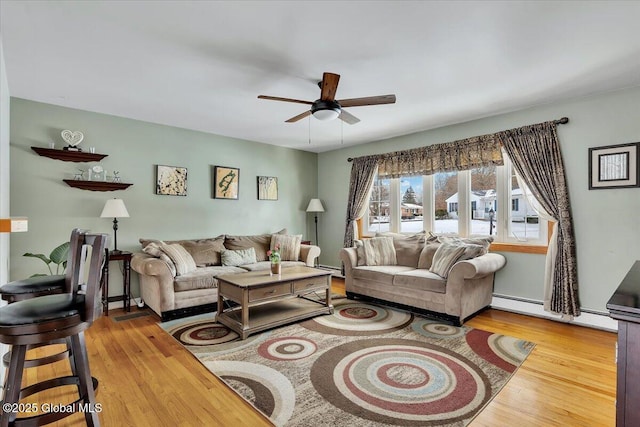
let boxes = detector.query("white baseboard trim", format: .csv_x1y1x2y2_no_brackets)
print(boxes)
491,295,618,332
318,264,345,279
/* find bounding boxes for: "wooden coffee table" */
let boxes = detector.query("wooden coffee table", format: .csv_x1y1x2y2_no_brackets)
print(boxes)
215,265,333,339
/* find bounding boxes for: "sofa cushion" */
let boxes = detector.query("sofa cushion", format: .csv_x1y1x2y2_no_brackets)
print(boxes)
224,229,287,261
352,265,415,284
160,243,197,276
437,236,493,251
393,269,447,293
173,266,246,292
270,234,302,261
221,248,257,267
362,237,397,266
142,242,177,276
376,231,426,267
429,243,466,278
417,243,440,270
354,240,366,266
180,237,226,267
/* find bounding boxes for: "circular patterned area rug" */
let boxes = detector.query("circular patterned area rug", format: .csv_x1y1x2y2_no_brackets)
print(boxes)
161,300,534,427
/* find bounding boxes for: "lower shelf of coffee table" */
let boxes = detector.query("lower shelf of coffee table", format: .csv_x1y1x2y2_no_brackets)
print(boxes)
216,297,333,339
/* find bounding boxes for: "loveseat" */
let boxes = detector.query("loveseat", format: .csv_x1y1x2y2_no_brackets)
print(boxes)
339,232,506,325
131,230,320,321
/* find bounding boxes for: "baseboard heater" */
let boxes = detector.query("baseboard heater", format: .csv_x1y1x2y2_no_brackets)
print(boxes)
491,293,617,332
318,265,345,279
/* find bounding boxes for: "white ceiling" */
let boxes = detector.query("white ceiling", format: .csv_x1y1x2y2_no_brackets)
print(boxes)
2,1,640,153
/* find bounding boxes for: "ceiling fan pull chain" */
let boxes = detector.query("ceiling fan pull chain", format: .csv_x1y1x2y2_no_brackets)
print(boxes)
341,119,344,145
308,114,311,145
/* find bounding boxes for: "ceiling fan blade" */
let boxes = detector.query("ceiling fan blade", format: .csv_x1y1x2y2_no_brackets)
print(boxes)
338,94,396,108
338,109,360,125
320,72,340,101
285,110,312,123
258,95,313,105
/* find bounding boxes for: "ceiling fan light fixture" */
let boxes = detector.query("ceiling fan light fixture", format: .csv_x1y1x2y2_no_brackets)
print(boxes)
311,100,341,121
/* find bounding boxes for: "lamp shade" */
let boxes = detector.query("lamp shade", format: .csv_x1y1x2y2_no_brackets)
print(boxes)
306,199,325,213
100,199,129,218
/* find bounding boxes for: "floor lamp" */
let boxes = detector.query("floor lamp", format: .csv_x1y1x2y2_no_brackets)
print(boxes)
100,198,129,254
306,198,325,246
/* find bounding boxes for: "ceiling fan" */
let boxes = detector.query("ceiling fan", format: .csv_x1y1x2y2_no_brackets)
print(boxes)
258,72,396,124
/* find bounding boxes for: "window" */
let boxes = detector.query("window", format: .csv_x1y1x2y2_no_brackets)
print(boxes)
363,153,548,246
470,166,497,236
367,175,390,234
506,165,542,242
434,172,458,235
400,177,423,233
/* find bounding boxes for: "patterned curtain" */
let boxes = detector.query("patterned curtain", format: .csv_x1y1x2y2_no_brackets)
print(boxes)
496,121,580,318
377,134,503,178
343,156,379,248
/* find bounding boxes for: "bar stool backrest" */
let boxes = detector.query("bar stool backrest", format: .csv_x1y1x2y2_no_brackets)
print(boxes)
68,230,108,323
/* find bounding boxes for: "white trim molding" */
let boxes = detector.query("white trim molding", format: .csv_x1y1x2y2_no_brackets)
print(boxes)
491,295,617,332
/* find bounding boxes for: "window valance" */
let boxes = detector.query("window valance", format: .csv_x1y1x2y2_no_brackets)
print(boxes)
353,134,504,178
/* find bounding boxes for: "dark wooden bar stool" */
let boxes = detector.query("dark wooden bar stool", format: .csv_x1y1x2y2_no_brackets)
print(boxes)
0,230,82,370
0,229,107,427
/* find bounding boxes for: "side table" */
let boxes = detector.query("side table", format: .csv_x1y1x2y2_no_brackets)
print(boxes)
101,249,132,316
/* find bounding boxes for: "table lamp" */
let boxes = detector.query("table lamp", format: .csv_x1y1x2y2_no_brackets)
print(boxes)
100,198,129,254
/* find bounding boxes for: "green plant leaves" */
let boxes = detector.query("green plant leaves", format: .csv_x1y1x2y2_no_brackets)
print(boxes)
49,242,70,265
23,241,70,276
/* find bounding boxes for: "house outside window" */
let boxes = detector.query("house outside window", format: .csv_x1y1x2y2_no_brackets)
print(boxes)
367,175,391,234
362,154,547,245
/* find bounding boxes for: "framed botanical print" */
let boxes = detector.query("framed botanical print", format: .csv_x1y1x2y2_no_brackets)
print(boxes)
257,176,278,200
156,165,187,196
213,166,239,199
589,142,639,189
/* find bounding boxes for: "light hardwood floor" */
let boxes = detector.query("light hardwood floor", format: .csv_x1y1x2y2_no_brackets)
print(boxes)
10,278,617,426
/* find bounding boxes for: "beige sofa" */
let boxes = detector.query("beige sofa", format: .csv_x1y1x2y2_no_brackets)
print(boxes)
131,231,320,321
339,232,506,325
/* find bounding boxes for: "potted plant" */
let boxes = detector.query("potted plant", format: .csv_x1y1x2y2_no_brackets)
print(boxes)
23,241,70,277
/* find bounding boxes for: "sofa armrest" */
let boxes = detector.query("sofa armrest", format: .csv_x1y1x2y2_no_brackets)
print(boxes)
131,253,175,280
299,244,321,267
448,252,507,280
339,247,357,272
339,247,358,290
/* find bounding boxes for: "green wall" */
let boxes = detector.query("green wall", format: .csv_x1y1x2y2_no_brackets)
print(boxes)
9,98,319,298
318,86,640,313
10,86,640,315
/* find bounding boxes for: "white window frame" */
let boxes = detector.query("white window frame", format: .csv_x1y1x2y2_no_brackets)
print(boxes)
363,156,548,245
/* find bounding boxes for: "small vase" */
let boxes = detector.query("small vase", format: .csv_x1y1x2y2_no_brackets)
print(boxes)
270,262,281,276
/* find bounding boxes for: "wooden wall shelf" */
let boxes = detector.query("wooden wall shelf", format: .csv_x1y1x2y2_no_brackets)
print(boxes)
63,180,132,192
32,147,108,162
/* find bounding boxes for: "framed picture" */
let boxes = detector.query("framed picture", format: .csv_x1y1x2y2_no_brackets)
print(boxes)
257,176,278,200
589,142,639,189
213,166,239,199
156,165,187,196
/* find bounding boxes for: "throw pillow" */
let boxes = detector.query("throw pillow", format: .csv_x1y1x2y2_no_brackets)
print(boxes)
224,229,286,262
376,231,426,267
458,243,487,261
270,234,302,261
362,237,397,266
159,243,197,276
429,242,466,278
417,243,440,270
437,235,493,251
221,248,257,267
180,236,226,267
142,241,177,276
354,240,366,266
